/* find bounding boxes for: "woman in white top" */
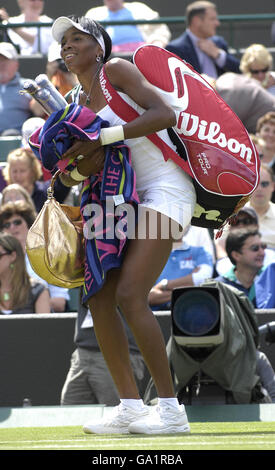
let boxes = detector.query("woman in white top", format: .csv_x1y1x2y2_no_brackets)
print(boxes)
51,15,195,435
0,0,53,55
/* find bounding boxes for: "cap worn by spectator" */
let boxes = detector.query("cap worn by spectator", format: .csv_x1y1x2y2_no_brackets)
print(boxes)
0,42,18,60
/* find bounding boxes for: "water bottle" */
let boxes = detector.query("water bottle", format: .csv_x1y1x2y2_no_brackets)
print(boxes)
35,73,67,109
21,80,40,95
35,88,64,115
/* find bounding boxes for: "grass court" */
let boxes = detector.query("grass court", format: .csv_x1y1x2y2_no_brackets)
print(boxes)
0,421,275,451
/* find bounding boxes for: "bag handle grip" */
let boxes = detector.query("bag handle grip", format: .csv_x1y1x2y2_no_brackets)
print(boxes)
47,169,62,199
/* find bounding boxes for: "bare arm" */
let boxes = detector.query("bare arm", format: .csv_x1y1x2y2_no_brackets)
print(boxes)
0,8,36,45
148,271,197,307
105,58,177,138
35,289,51,314
50,297,66,313
61,58,176,164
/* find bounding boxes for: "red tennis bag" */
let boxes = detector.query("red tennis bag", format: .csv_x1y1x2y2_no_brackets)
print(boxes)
99,45,260,232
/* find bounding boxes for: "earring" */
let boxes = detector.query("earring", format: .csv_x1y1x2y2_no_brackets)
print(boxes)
10,263,14,269
96,56,101,62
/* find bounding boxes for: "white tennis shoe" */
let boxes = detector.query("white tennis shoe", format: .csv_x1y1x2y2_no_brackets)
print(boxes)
129,404,190,435
83,403,150,434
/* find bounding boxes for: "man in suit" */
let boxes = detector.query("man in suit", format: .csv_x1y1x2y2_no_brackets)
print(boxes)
166,1,240,78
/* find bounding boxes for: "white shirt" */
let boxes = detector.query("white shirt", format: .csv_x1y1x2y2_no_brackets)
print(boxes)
8,14,53,55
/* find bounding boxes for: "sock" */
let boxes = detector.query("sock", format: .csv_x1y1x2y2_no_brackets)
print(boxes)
120,399,145,410
158,397,182,410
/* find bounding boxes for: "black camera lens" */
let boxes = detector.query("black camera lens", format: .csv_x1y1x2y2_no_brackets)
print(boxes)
173,289,220,336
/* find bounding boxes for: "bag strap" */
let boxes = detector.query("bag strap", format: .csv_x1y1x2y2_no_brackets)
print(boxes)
47,169,61,199
99,66,193,177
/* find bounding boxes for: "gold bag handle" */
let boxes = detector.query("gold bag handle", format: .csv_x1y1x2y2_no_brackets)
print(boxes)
47,169,62,199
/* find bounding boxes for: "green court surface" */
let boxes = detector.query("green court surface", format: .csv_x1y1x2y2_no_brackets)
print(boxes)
0,422,275,450
0,404,275,451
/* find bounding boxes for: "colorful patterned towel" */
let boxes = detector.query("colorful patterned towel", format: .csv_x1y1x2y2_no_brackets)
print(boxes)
29,103,109,172
29,103,139,301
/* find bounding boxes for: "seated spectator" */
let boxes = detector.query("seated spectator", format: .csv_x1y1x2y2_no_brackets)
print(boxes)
148,225,213,311
85,0,171,55
1,182,37,213
21,116,46,148
240,44,275,96
246,163,275,249
249,133,266,159
2,147,70,212
0,42,33,136
0,232,50,314
20,116,54,180
166,1,240,78
255,261,275,309
215,227,275,402
0,0,53,56
215,228,265,307
215,206,275,276
0,200,70,312
256,112,275,202
183,224,216,262
212,72,275,134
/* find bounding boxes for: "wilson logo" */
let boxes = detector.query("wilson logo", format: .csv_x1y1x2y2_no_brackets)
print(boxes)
99,69,112,103
175,112,253,163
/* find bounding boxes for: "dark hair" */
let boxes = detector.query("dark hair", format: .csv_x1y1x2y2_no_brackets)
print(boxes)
225,228,261,265
68,15,112,63
0,200,36,230
186,1,216,26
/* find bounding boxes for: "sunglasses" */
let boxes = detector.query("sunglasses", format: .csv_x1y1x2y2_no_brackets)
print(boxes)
250,67,269,75
2,219,23,230
259,181,271,188
231,217,256,227
248,243,267,252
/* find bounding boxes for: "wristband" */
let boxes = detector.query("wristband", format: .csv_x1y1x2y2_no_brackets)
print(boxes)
100,125,124,145
70,167,88,182
160,279,169,291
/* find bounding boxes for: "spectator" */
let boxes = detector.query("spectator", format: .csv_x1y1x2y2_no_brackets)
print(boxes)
183,224,215,262
212,72,275,134
0,231,50,314
256,112,275,187
0,200,70,312
0,0,53,56
255,261,275,309
20,116,53,181
85,0,171,55
214,206,275,276
246,163,275,250
240,44,275,96
215,227,275,403
1,182,37,213
61,298,146,406
149,225,213,311
21,116,45,148
0,42,33,136
2,147,70,212
215,228,265,307
166,1,240,78
249,133,266,159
